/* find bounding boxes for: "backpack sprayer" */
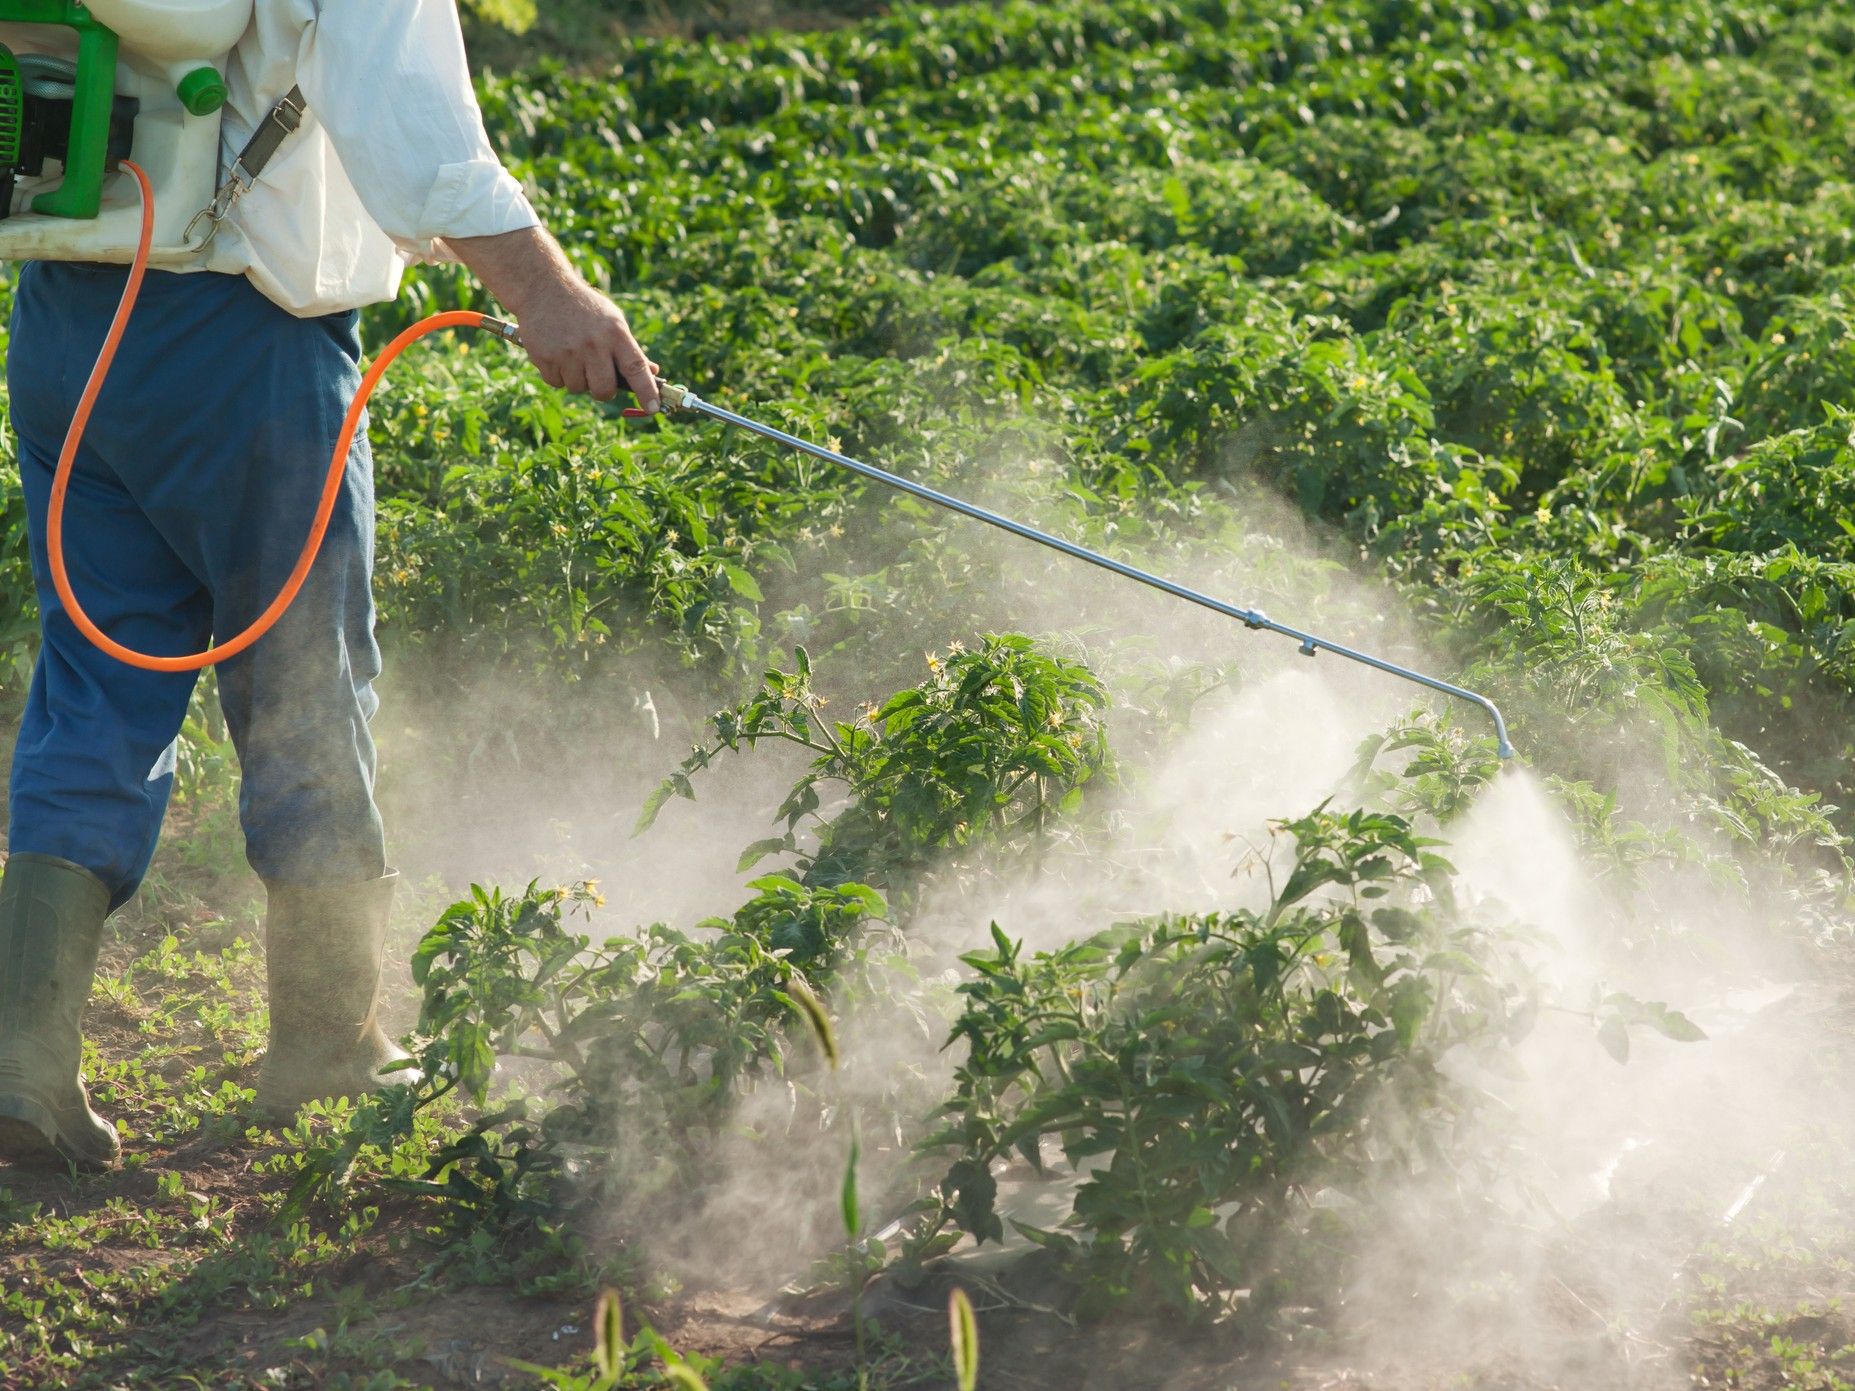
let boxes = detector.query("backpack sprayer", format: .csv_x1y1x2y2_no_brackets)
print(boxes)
0,0,248,260
0,2,1517,759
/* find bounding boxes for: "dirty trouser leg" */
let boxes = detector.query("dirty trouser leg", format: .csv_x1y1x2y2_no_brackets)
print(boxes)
4,262,385,899
6,268,212,908
6,447,209,908
201,331,386,890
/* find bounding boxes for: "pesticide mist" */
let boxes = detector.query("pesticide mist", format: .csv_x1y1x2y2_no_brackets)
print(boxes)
360,439,1854,1389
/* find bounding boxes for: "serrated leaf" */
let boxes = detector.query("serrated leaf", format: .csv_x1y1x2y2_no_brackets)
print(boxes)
721,562,764,601
736,838,791,872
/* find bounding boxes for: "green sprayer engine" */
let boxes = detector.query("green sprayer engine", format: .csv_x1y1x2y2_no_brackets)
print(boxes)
0,37,140,223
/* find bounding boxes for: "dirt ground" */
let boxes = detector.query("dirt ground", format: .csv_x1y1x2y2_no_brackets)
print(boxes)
3,997,1850,1391
1,796,1852,1391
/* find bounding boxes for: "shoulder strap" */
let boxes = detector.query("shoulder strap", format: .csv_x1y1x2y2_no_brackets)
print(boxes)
231,84,307,189
186,85,308,249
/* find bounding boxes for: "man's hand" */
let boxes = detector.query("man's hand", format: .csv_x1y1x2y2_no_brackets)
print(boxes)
443,226,661,412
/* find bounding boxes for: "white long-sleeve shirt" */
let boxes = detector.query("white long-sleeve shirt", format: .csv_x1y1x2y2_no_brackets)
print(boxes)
211,0,539,315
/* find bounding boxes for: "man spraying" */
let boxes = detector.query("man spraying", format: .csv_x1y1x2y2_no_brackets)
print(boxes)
0,0,658,1170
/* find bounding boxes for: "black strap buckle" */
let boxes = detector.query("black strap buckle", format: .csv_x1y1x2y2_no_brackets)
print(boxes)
186,84,308,250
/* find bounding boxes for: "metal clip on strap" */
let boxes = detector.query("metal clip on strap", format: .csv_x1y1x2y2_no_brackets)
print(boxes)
185,84,307,250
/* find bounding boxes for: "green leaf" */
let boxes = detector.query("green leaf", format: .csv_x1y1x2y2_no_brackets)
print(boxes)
781,977,838,1069
1597,1015,1630,1064
836,882,888,916
721,562,764,601
988,923,1017,960
594,1289,623,1381
746,872,802,893
736,838,792,872
1388,976,1432,1049
461,0,537,33
502,1359,586,1389
948,1286,980,1391
841,1133,861,1240
1371,906,1425,943
944,1157,1003,1245
1646,1007,1707,1043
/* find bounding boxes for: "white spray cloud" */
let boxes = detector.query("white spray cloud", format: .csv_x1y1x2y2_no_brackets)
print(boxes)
369,442,1849,1384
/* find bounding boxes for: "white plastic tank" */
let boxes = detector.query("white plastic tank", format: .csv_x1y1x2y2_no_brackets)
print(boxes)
85,0,253,66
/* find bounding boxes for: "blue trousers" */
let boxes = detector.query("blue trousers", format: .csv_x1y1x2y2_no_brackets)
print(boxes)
4,263,386,910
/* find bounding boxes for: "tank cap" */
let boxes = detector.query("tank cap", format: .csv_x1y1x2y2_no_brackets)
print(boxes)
177,66,226,117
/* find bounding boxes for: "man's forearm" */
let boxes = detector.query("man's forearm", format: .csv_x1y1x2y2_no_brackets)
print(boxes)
444,225,577,319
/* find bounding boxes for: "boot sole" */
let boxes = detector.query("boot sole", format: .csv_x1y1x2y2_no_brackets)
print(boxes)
0,1092,119,1173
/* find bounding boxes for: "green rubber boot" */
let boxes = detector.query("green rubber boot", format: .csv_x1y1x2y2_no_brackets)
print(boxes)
255,872,410,1119
0,854,121,1172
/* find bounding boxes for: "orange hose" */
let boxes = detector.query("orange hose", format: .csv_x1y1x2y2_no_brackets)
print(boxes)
46,161,501,672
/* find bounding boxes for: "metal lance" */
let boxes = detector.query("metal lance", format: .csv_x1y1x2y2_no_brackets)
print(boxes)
620,378,1517,760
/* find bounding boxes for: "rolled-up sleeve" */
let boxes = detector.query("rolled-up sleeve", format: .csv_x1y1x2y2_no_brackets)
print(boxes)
297,0,539,257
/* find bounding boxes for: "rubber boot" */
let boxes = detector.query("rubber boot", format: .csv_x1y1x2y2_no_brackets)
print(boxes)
255,872,410,1118
0,854,121,1171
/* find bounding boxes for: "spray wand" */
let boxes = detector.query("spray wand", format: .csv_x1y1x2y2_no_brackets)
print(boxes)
595,378,1518,760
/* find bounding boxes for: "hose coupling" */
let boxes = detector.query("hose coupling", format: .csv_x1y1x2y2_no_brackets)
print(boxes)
478,316,524,346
